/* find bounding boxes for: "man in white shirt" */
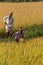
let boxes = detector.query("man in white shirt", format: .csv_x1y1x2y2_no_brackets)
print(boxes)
3,12,14,37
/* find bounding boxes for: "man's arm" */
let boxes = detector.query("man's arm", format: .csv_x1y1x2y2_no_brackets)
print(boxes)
3,16,8,25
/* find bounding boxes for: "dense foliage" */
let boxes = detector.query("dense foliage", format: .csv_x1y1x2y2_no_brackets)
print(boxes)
0,0,43,2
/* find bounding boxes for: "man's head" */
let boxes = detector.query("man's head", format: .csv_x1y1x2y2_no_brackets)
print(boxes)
9,12,13,18
19,27,23,34
19,27,23,31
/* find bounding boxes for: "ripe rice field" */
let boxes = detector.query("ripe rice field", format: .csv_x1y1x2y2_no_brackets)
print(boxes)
0,2,43,65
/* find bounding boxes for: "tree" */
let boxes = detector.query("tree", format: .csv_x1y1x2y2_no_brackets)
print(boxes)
0,0,4,2
5,0,13,2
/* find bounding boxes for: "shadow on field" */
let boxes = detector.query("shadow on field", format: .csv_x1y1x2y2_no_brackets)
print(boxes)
0,24,43,42
24,24,43,40
0,31,12,42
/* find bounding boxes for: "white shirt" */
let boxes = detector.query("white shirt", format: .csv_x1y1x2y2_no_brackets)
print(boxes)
3,16,14,27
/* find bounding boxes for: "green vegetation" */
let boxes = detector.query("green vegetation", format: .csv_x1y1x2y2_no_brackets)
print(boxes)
0,24,43,42
24,24,43,40
0,0,43,2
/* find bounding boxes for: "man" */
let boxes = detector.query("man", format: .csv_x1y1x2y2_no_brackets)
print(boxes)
3,12,14,37
12,27,24,42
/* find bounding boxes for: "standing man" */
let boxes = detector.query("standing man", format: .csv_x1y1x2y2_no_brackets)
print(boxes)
3,12,14,37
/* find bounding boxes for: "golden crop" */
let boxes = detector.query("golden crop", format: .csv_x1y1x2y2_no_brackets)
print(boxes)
0,2,43,30
0,2,43,65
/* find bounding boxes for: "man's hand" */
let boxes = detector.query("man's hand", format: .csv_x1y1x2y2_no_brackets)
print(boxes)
5,22,7,25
